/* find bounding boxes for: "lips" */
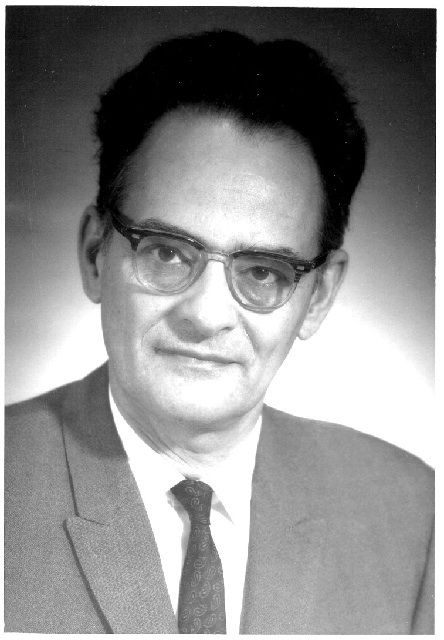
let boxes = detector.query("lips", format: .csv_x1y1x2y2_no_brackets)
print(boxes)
155,347,237,365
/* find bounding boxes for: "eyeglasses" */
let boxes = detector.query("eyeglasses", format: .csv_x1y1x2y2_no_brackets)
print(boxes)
110,210,329,313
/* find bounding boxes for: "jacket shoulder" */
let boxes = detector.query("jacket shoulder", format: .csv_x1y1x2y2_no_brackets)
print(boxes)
6,378,80,447
5,364,109,467
6,364,108,433
263,405,434,509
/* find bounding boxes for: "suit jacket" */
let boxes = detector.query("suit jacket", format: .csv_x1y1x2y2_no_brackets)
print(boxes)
5,364,434,634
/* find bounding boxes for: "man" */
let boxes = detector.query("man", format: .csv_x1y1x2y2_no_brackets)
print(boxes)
5,30,434,634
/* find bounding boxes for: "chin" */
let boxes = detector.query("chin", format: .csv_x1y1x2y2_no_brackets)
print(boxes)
149,386,256,428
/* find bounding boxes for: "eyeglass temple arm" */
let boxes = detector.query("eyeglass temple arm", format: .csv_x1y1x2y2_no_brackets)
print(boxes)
293,252,329,275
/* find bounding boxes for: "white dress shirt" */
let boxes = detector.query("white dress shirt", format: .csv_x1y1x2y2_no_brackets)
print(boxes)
109,390,261,634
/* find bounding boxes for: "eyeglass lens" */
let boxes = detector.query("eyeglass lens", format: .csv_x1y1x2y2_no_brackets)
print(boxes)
134,234,297,309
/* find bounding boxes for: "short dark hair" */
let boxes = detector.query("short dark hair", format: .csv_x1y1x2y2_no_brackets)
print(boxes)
95,30,366,252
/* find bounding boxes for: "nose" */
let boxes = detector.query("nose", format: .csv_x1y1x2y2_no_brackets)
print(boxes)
170,260,238,340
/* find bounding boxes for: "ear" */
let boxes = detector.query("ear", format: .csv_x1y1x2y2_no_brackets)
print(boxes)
78,205,107,304
298,249,348,340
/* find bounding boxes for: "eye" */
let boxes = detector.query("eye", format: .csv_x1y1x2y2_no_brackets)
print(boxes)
155,244,183,264
248,265,279,284
233,255,294,290
141,239,194,267
134,233,200,291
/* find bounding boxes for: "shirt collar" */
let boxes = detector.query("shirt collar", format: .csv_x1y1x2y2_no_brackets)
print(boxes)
109,390,184,499
199,423,261,525
109,388,261,525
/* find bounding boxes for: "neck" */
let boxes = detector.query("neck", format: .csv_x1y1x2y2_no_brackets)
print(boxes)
109,381,263,474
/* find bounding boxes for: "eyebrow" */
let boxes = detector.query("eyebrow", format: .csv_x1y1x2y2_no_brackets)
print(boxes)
123,215,306,260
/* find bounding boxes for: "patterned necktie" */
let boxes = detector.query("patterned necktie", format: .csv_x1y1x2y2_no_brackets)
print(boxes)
171,479,226,634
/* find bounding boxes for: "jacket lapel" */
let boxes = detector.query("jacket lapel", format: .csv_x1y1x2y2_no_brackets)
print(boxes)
241,406,326,634
62,365,177,633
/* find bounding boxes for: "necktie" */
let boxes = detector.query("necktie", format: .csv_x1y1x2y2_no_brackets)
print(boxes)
171,479,226,634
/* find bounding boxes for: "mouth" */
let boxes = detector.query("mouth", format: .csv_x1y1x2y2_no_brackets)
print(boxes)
155,347,237,366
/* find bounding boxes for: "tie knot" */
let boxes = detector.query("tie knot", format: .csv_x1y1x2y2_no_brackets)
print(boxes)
171,479,213,525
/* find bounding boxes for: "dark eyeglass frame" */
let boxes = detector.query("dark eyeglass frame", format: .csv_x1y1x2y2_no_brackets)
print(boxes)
109,209,329,313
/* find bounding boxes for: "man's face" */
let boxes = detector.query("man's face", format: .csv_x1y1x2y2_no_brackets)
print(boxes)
94,111,325,429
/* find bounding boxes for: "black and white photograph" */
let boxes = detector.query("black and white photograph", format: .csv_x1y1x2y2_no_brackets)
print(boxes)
5,6,435,634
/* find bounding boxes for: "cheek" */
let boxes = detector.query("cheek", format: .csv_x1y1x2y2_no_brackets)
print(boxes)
250,286,312,365
102,286,169,348
255,320,298,364
100,246,152,327
98,255,149,354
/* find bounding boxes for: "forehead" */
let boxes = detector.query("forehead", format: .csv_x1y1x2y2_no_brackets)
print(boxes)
122,110,324,254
